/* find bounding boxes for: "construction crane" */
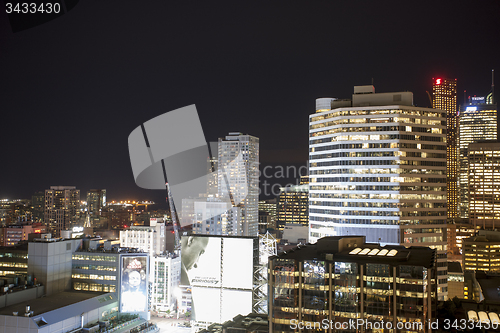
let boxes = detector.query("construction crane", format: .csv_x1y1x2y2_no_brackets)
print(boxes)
166,183,181,255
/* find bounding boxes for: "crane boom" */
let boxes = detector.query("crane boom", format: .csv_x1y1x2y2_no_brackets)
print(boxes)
166,183,181,254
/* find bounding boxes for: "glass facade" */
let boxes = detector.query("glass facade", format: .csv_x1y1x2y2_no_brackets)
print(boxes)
458,105,497,218
71,253,119,293
468,142,500,229
309,92,447,299
432,78,459,220
270,254,435,333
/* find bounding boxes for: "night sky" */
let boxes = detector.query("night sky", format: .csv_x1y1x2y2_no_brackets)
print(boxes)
1,1,500,207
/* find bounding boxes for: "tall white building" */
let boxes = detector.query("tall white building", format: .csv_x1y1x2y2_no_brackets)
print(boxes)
217,133,259,236
150,254,181,312
309,85,448,298
119,219,166,256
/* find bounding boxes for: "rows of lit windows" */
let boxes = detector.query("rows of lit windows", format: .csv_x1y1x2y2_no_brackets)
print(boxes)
310,168,446,175
310,209,445,217
72,264,116,271
310,141,446,150
311,201,445,209
310,184,445,192
311,151,447,160
311,116,444,127
311,159,447,167
310,108,444,122
72,273,116,280
310,217,446,226
73,282,116,292
309,193,446,200
0,253,27,259
72,254,117,262
0,262,27,268
311,176,445,183
310,122,444,134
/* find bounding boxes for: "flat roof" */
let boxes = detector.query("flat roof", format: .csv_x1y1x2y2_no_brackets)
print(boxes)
0,291,111,317
272,237,435,269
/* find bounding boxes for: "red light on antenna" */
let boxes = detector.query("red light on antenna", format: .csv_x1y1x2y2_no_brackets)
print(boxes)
435,78,442,85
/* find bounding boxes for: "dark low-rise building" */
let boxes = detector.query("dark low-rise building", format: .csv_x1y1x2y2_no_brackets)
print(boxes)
269,236,437,332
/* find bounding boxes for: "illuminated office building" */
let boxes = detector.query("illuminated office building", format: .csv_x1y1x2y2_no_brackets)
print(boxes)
0,223,45,247
44,186,80,237
276,182,308,232
258,199,277,226
269,236,437,333
432,78,459,220
468,141,500,229
258,199,277,233
309,86,447,298
462,230,500,273
458,99,497,218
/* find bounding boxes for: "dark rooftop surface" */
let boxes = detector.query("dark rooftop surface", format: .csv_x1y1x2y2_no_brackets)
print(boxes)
477,275,500,303
0,290,107,316
271,236,436,269
200,313,268,333
448,261,463,274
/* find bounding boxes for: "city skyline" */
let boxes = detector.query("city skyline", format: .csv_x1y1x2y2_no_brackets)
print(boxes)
1,1,499,205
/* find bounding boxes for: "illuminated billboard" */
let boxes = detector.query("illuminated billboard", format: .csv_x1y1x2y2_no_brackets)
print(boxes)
120,255,149,313
181,235,257,323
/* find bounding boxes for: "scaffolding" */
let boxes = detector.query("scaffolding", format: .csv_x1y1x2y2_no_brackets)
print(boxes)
253,232,277,314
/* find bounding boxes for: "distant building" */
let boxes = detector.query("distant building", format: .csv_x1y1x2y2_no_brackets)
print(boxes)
101,203,134,229
189,198,237,236
447,261,464,299
218,133,259,237
119,219,167,256
0,223,45,247
462,230,500,273
150,254,181,312
258,199,277,231
269,236,437,332
468,141,500,229
433,78,459,220
281,224,308,244
458,97,497,218
44,186,80,237
276,182,308,232
86,189,106,218
455,221,479,253
31,192,45,223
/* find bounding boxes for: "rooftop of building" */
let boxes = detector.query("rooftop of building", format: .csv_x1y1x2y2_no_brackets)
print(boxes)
464,230,500,243
315,85,416,111
448,261,463,274
271,236,435,269
199,313,268,333
474,272,500,303
0,291,114,318
0,242,28,253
